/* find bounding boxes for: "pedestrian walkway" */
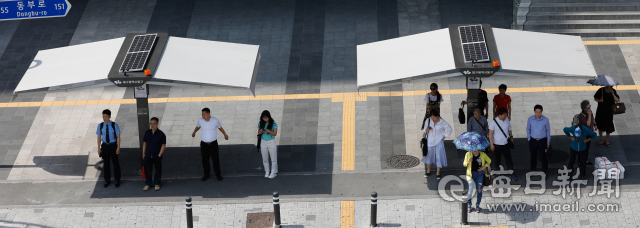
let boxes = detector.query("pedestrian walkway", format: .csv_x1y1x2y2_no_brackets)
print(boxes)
0,189,637,227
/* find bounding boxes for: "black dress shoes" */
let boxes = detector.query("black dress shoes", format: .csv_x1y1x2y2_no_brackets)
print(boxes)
201,175,210,181
216,175,223,181
103,182,110,188
115,182,120,188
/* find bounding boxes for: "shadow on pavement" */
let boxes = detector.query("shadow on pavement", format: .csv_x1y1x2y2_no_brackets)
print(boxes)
0,220,52,228
99,144,334,178
89,144,334,199
32,155,89,176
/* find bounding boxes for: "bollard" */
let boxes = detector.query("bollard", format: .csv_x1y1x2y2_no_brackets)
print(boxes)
461,202,468,225
273,192,281,228
186,197,193,228
370,192,377,227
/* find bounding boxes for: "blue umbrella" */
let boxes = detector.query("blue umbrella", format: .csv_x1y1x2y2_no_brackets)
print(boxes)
587,75,619,87
453,132,490,152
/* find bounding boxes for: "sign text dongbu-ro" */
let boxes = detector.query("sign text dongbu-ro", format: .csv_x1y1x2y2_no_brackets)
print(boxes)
0,0,71,21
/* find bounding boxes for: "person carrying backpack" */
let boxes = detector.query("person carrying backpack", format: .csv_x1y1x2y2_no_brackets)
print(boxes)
96,109,122,188
563,123,597,180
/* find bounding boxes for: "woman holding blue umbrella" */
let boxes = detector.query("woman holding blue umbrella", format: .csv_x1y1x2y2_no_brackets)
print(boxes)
455,132,492,213
589,75,620,147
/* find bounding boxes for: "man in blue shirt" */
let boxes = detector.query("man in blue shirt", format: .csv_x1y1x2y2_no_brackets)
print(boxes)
96,109,121,188
526,104,551,176
142,117,166,191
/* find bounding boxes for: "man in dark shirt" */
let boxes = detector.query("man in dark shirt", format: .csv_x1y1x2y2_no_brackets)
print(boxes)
142,117,167,191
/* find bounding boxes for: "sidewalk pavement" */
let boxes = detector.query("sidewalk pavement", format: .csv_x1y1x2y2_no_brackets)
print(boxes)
0,189,637,228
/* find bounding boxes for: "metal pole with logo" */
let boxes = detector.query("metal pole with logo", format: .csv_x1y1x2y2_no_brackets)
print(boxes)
134,85,150,168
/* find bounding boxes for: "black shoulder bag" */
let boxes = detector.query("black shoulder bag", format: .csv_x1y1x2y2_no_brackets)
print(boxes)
494,117,514,149
421,118,431,157
474,117,487,133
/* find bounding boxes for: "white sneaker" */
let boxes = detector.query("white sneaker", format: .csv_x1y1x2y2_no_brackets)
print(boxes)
265,172,270,178
268,173,277,179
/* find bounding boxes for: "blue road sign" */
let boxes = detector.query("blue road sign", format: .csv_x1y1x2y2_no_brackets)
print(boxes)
0,0,71,21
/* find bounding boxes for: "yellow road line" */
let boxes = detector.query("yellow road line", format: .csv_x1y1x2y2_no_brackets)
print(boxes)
584,40,640,45
340,200,355,228
1,85,627,108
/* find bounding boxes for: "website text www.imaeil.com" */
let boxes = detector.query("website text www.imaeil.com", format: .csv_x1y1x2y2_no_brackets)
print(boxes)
485,202,619,212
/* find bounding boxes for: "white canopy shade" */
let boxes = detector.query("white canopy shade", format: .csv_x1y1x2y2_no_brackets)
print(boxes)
151,37,260,94
14,36,260,95
356,28,456,89
492,28,596,78
356,28,597,89
14,37,124,93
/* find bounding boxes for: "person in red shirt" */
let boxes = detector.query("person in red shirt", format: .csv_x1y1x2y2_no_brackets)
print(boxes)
493,84,511,121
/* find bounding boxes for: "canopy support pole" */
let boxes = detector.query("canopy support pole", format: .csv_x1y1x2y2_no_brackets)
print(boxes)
135,85,150,171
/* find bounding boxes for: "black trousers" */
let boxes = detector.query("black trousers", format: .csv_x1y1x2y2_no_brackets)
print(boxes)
200,140,221,176
101,143,121,183
144,156,162,186
585,140,591,164
568,148,587,178
529,138,549,174
493,144,514,172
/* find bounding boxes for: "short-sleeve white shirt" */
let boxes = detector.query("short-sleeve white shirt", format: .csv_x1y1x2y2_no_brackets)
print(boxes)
197,117,222,142
489,117,512,145
423,93,444,103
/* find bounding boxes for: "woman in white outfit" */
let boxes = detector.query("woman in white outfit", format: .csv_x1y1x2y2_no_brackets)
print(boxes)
258,110,278,179
422,110,452,180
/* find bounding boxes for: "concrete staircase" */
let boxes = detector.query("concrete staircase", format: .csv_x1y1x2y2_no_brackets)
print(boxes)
523,0,640,37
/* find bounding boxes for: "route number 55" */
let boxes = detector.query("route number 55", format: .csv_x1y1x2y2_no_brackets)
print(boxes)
0,7,8,13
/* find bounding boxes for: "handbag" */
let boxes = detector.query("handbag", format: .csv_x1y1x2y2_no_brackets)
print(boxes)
458,105,465,124
483,166,494,187
612,103,626,115
494,117,514,149
256,134,262,153
141,166,146,179
421,118,431,160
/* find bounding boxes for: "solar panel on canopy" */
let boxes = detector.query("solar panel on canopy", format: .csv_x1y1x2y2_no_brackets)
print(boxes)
119,34,157,72
458,25,490,62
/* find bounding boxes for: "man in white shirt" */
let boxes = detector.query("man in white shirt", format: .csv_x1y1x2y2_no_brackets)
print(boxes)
489,107,517,181
192,108,229,181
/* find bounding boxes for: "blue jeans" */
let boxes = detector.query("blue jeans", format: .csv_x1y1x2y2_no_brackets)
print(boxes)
467,171,484,206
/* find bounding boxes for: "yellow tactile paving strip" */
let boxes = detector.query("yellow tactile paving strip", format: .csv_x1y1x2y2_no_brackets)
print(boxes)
584,40,640,45
340,200,355,228
331,93,367,171
2,85,633,108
